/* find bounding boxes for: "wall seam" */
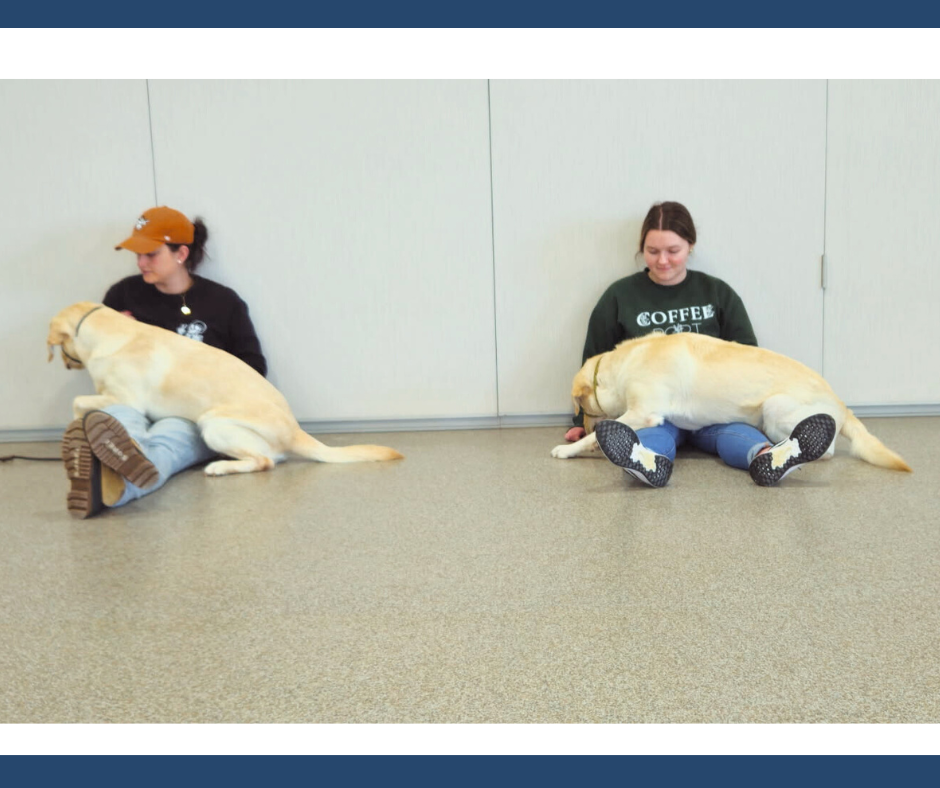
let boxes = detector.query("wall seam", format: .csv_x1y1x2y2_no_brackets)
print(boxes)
821,79,829,378
147,79,158,204
487,79,501,419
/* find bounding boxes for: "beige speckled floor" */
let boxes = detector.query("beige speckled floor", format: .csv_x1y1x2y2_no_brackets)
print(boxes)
1,418,937,723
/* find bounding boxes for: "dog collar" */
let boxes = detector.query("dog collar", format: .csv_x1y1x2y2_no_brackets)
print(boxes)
75,305,104,338
62,305,104,365
581,355,607,419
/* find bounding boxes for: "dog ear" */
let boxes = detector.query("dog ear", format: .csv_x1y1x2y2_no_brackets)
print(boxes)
570,386,591,421
46,307,81,364
571,382,593,410
47,319,70,362
574,382,593,400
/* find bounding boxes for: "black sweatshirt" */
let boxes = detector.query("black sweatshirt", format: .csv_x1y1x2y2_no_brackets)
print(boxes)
103,274,267,377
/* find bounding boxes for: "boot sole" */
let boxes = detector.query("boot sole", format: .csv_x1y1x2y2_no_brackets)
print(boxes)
62,419,102,519
83,411,159,489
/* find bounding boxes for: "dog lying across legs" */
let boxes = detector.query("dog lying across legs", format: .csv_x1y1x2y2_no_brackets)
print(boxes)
48,302,404,479
551,332,911,484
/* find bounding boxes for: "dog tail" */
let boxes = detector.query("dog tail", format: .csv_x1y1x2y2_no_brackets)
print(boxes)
840,410,912,472
289,429,404,463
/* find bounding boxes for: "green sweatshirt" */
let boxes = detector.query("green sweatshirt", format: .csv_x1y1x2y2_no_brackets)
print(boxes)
574,268,757,426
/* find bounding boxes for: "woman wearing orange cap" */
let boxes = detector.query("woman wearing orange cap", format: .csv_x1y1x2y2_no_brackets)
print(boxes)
61,206,268,518
106,206,266,373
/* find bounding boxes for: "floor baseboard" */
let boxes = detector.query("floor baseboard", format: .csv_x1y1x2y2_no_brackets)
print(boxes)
2,406,937,443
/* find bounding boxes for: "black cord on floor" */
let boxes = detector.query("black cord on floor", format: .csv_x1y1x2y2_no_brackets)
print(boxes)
1,455,61,462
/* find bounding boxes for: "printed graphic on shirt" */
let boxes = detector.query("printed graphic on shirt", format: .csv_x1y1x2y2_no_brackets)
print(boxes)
177,320,207,342
638,304,715,335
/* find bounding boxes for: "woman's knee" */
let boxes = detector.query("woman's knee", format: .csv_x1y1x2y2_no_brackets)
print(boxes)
637,425,679,461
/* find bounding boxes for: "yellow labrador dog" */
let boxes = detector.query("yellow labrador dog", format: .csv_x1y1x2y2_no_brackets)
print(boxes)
551,332,911,473
48,302,403,475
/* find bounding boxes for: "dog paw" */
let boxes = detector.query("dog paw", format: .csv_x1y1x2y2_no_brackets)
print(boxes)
551,444,576,459
203,461,230,476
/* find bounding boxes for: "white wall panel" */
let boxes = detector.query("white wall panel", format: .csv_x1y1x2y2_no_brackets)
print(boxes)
147,80,496,422
490,80,827,416
0,80,154,429
825,80,940,405
4,80,935,438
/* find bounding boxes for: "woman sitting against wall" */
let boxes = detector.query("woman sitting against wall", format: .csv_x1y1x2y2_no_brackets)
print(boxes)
61,206,267,518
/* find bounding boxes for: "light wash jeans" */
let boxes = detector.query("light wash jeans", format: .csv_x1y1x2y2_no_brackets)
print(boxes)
104,404,216,508
637,420,771,470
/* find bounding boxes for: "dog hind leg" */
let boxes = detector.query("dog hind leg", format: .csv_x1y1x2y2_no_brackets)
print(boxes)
759,394,842,460
760,396,840,443
199,419,282,476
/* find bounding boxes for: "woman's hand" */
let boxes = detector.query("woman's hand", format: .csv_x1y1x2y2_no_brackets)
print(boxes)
565,427,586,442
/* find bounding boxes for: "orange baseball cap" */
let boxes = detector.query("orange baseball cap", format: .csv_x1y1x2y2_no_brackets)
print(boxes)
115,206,195,254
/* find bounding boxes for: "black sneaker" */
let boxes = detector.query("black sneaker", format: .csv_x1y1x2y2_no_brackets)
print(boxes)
748,413,837,487
83,410,159,489
594,420,673,488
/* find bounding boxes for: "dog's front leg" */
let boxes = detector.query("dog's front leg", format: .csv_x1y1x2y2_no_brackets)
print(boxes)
552,409,666,459
72,394,120,419
615,409,665,431
551,430,599,459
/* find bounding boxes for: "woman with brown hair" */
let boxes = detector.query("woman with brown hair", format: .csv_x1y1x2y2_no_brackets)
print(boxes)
565,201,834,487
62,206,268,517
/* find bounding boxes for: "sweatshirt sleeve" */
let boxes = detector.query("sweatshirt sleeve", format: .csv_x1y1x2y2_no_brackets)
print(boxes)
581,287,626,363
718,284,758,346
227,297,268,377
102,281,124,312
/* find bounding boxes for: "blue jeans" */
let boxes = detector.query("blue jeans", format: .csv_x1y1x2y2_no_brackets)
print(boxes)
104,405,216,507
637,420,771,470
